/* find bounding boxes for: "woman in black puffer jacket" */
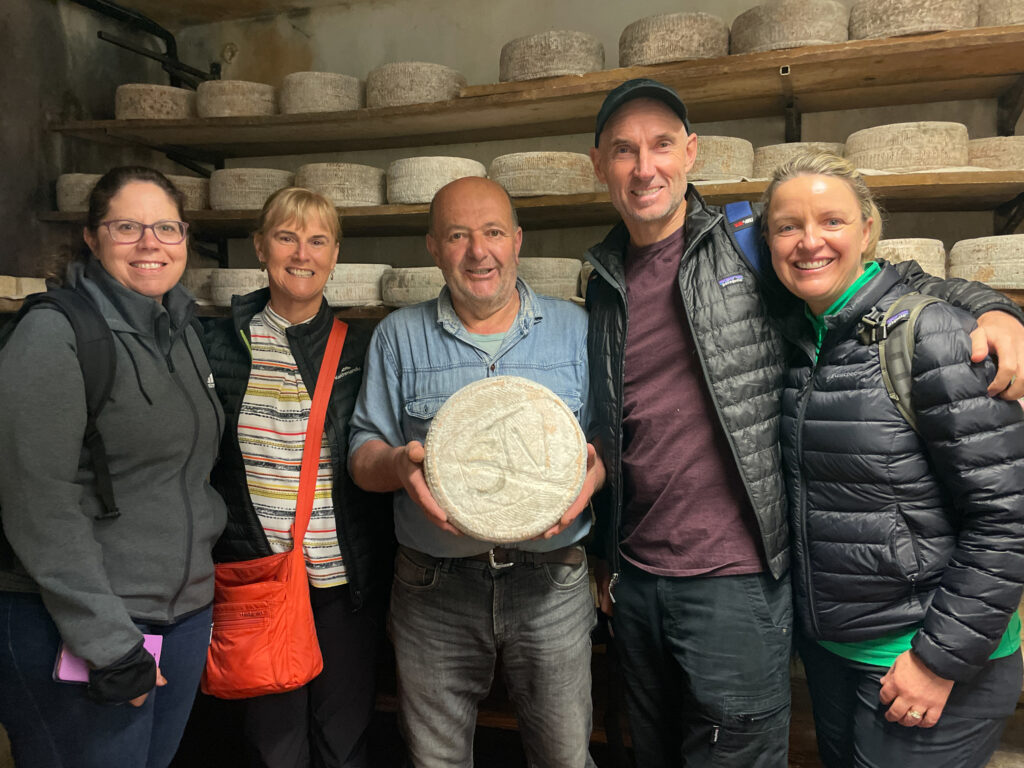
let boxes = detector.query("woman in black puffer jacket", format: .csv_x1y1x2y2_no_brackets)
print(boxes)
764,151,1024,768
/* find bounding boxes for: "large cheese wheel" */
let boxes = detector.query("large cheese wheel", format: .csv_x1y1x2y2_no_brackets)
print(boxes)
209,169,294,210
279,72,363,114
979,0,1024,26
752,142,846,178
56,173,102,212
295,163,386,207
875,238,947,277
208,268,268,306
179,268,216,301
499,30,604,82
730,0,849,54
386,157,487,205
365,62,466,108
166,175,209,210
490,152,595,197
948,235,1024,288
849,0,977,40
423,376,587,543
0,276,47,300
323,263,389,306
844,122,968,172
618,13,729,66
115,84,195,120
196,80,276,118
579,262,596,298
517,258,582,300
690,136,755,180
381,266,447,307
967,137,1024,171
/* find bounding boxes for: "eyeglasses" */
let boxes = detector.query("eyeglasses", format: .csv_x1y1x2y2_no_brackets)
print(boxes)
100,219,189,245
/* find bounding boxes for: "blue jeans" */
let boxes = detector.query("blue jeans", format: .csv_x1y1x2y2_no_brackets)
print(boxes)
389,546,597,768
0,591,212,768
611,564,792,767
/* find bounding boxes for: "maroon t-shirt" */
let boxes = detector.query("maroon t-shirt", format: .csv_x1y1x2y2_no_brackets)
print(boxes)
619,226,764,577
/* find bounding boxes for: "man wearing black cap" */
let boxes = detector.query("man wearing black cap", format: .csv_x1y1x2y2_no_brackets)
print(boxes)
583,78,1024,767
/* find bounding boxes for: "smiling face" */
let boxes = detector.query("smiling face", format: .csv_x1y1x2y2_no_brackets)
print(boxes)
83,181,187,301
255,214,339,323
426,177,523,332
590,98,698,246
766,174,873,315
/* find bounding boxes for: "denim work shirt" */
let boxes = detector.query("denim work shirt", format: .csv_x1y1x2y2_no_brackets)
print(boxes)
348,279,592,558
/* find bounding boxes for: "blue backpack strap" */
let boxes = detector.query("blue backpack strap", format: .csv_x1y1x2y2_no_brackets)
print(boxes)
724,200,764,275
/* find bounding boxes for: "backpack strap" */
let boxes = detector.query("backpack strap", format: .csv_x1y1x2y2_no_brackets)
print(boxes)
857,292,943,433
724,200,765,275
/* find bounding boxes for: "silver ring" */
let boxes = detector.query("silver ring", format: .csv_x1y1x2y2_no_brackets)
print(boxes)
908,710,923,720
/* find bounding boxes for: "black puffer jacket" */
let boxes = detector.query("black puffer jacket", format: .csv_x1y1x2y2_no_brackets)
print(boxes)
778,264,1024,682
202,289,393,611
585,185,1024,585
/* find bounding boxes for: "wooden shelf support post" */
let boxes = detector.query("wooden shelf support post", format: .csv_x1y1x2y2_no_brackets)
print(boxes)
997,75,1024,137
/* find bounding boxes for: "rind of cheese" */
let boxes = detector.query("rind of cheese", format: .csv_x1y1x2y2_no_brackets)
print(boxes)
209,169,294,211
948,235,1024,289
166,175,209,210
979,0,1024,26
279,72,363,114
730,0,849,54
690,136,755,180
967,137,1024,171
490,152,595,197
196,80,276,118
365,62,466,108
115,84,195,120
619,13,729,66
849,0,978,40
499,30,605,82
295,163,386,207
56,174,102,212
844,122,969,172
381,267,447,307
752,142,846,177
875,238,947,278
386,157,487,205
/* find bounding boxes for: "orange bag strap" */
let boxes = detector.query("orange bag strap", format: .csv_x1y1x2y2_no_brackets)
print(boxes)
292,318,347,548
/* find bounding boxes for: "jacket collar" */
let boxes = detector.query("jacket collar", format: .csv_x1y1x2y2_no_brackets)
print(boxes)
229,287,334,343
435,277,541,338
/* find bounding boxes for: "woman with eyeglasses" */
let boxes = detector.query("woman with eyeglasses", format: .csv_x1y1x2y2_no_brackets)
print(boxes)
0,166,227,768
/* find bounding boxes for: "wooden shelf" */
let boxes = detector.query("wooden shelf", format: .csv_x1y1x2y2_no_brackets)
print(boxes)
51,27,1024,159
36,171,1024,238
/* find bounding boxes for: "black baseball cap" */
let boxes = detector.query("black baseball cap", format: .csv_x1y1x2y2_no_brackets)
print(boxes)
594,78,691,146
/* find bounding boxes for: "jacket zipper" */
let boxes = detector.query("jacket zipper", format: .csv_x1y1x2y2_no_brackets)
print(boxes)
167,349,201,618
795,347,822,638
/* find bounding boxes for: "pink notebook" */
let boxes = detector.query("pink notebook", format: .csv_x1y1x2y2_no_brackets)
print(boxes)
53,634,163,683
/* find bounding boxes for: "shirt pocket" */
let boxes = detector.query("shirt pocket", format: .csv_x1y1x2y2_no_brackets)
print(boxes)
402,396,446,444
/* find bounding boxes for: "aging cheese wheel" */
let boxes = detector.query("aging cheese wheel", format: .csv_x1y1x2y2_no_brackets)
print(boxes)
849,0,977,40
323,263,389,306
56,173,102,212
517,258,582,300
690,136,755,181
875,238,947,277
209,169,294,210
208,268,268,306
386,157,487,204
948,235,1024,289
0,277,47,300
279,72,363,114
490,152,595,197
578,261,595,298
979,0,1024,26
365,62,466,108
424,376,587,543
196,80,276,118
752,142,846,177
295,163,386,207
730,0,849,54
618,13,729,66
115,84,195,120
381,266,446,307
166,175,209,210
179,267,216,301
499,30,604,82
967,137,1024,171
844,122,969,172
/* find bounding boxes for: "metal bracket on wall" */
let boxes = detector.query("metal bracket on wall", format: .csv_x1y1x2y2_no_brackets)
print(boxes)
779,65,802,143
995,192,1024,236
165,152,215,179
997,76,1024,137
97,31,219,88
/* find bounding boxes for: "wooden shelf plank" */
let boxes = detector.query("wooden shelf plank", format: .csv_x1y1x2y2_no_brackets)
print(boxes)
36,172,1024,238
50,27,1024,158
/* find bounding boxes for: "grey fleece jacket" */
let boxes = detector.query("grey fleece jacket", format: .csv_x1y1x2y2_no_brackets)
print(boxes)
0,259,227,674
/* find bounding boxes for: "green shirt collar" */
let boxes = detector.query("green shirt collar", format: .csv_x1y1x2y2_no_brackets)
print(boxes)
806,261,882,351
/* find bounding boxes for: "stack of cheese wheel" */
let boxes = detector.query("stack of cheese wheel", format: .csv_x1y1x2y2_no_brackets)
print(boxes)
517,258,582,300
167,175,209,210
56,173,102,212
323,263,390,306
0,276,47,300
209,169,294,210
279,72,363,113
875,239,947,277
381,266,447,307
499,30,604,81
578,261,596,298
365,62,466,108
979,0,1024,25
690,136,755,181
295,163,386,207
752,142,846,178
115,84,195,119
618,13,729,66
730,0,849,54
490,152,595,197
179,268,217,302
948,235,1024,288
196,80,276,117
386,157,487,204
967,137,1024,171
208,269,268,306
849,0,977,40
844,122,969,172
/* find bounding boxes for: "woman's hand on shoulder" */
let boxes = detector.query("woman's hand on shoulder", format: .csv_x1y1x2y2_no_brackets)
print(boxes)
973,311,1024,400
878,650,954,728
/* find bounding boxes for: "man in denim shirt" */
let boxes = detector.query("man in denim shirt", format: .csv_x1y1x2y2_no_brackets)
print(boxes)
349,176,604,767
